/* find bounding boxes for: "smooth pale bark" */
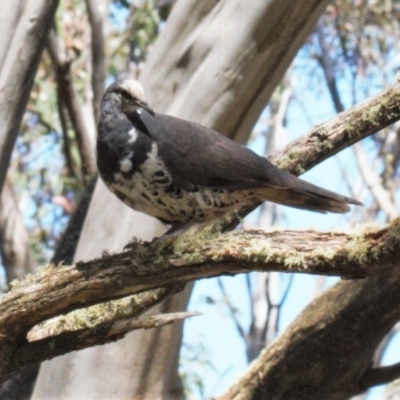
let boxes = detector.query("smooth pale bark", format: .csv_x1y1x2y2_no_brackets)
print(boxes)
0,2,24,68
0,0,59,195
32,0,330,399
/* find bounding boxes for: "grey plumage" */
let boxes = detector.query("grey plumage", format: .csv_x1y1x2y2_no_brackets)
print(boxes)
97,79,361,225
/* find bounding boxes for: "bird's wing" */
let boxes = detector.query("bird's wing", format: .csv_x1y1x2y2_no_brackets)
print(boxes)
138,112,292,191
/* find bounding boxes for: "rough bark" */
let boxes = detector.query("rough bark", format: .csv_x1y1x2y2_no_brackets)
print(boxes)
0,0,59,195
269,82,400,173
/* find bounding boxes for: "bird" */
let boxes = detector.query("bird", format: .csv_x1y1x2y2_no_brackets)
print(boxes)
96,79,361,227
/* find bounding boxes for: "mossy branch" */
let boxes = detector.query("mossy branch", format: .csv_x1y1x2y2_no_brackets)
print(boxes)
0,218,400,382
270,82,400,175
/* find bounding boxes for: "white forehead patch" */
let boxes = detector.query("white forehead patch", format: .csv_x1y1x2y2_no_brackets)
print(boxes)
120,80,145,99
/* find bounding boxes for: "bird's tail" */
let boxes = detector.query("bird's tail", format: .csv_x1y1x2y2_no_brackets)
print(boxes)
261,178,362,214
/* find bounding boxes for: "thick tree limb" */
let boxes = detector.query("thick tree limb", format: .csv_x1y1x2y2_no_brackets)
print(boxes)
217,269,400,400
0,0,59,195
360,362,400,390
1,216,400,382
0,281,186,383
142,0,331,145
0,2,24,70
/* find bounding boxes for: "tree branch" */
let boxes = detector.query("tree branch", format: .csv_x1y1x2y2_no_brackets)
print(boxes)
15,311,199,372
353,142,398,220
56,86,78,180
47,28,97,180
315,20,344,114
28,285,184,341
1,216,400,382
269,82,400,175
217,277,246,339
218,268,400,400
361,363,400,391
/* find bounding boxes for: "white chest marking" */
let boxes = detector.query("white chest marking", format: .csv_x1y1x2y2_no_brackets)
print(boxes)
119,151,134,172
127,128,138,144
112,143,171,212
141,143,165,179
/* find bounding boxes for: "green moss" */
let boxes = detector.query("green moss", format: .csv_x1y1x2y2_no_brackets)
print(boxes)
376,218,400,258
346,236,370,264
9,263,58,290
29,294,149,339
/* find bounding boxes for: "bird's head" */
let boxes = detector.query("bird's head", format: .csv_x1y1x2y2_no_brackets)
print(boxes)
102,79,155,116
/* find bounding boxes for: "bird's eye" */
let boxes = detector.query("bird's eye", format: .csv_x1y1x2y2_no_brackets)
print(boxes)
119,90,132,100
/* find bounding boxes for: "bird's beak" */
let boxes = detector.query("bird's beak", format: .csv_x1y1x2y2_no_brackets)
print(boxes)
136,98,155,116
